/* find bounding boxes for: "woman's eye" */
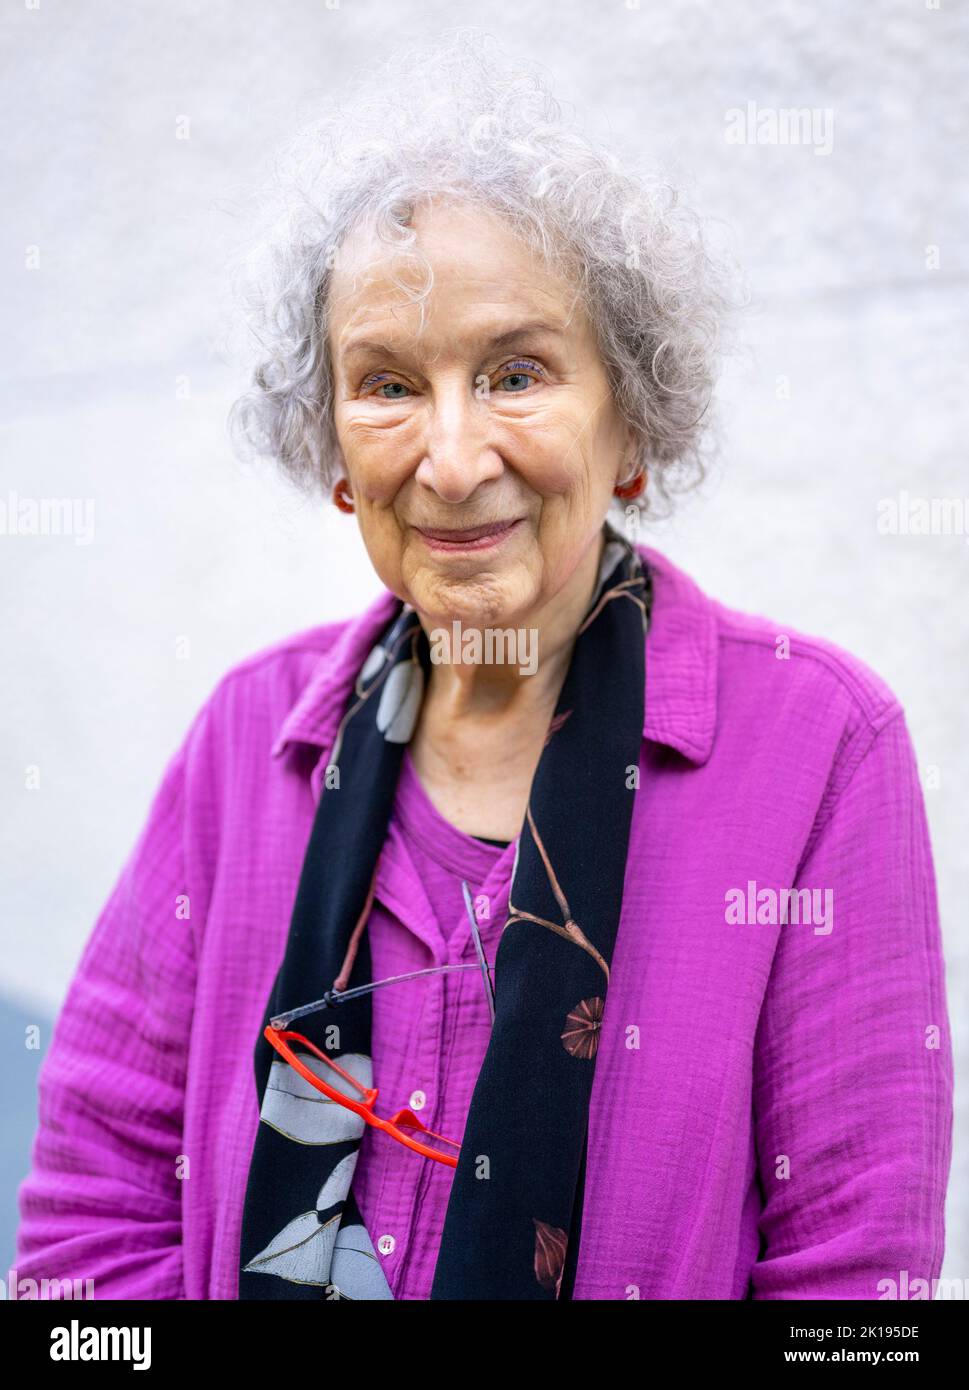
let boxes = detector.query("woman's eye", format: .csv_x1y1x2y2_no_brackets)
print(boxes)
495,359,544,393
365,379,410,400
498,372,532,393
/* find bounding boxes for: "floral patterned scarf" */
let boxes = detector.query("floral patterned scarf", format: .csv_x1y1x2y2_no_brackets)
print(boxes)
238,521,652,1299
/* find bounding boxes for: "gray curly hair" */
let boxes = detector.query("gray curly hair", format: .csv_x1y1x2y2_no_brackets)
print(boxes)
227,28,738,517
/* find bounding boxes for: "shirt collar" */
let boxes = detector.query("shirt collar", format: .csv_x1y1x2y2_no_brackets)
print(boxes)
637,543,718,764
271,542,718,769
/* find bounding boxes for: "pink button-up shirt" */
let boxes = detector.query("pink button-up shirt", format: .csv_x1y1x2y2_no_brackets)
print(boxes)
14,543,953,1300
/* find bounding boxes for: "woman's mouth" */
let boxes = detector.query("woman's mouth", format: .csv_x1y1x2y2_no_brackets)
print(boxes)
415,518,524,552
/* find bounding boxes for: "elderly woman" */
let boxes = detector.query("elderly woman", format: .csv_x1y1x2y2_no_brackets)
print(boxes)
16,34,952,1302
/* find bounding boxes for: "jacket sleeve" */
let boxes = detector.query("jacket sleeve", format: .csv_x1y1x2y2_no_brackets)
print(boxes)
749,708,954,1300
13,704,211,1300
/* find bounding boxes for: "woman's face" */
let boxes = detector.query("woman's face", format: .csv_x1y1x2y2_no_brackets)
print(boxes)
327,198,634,630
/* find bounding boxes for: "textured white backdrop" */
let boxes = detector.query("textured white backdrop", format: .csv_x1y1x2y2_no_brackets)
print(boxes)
1,0,966,1285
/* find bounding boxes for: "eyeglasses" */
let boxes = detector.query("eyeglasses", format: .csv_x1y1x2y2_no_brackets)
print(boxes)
263,880,495,1168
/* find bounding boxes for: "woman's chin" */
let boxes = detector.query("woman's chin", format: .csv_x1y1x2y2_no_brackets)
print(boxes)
409,578,531,633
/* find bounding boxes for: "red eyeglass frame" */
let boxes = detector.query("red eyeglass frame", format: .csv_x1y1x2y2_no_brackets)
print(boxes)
263,1023,462,1167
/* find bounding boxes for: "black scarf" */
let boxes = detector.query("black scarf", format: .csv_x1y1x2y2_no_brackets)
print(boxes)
238,523,651,1300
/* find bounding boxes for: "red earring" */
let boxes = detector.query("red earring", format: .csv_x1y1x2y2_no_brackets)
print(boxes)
614,469,645,500
333,478,355,513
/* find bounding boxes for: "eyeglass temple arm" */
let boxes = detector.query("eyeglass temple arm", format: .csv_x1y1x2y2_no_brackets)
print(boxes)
270,960,491,1029
462,879,496,1024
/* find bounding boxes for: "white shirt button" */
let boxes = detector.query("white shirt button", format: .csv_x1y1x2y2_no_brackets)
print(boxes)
408,1089,427,1111
377,1234,396,1256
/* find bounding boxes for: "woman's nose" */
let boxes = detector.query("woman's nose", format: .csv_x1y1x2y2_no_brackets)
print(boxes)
413,379,503,502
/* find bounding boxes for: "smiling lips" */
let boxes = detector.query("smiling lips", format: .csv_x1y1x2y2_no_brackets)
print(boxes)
415,518,523,551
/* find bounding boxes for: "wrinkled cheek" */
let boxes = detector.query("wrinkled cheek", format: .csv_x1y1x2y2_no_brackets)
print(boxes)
353,468,409,509
520,442,594,499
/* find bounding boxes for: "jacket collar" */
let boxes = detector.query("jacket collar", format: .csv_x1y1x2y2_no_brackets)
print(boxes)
637,543,718,764
271,542,718,768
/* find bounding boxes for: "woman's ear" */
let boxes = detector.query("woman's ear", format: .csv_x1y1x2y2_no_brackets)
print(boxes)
614,423,640,488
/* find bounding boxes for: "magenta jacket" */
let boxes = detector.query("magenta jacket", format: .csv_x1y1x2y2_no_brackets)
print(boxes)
14,544,953,1299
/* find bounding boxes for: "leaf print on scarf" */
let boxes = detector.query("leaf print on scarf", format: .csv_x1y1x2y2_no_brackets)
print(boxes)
505,804,610,981
329,614,424,765
561,997,604,1059
375,655,424,743
328,1223,394,1300
533,1219,568,1298
259,1052,372,1145
242,1151,359,1285
358,640,388,685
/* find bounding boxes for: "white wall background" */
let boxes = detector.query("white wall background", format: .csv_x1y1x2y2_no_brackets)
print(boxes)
2,0,966,1286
